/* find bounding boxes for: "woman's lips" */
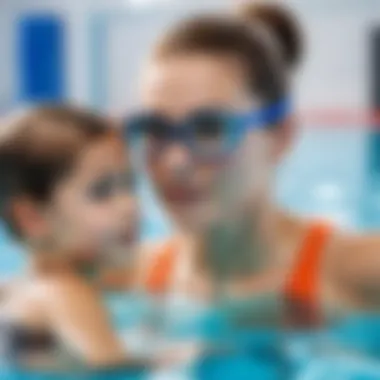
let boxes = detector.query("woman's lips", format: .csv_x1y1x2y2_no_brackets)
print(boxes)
162,187,205,204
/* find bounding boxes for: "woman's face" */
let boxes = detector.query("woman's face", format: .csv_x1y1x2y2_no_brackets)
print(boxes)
140,54,276,232
33,135,138,264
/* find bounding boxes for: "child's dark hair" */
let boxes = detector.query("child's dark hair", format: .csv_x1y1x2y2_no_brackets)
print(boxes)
0,105,114,236
153,1,303,104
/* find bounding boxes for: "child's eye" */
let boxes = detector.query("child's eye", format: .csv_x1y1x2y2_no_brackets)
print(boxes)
88,177,116,200
87,171,136,200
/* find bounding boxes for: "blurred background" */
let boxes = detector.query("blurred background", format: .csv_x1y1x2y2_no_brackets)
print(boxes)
1,0,380,275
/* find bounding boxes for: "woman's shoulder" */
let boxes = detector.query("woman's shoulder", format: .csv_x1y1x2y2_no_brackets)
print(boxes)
325,228,380,272
140,238,178,262
280,209,333,233
99,239,178,292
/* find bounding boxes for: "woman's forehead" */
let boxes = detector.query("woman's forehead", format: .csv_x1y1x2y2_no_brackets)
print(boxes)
141,55,250,117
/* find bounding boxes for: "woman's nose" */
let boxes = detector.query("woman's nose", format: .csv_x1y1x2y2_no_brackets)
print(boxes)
163,143,193,180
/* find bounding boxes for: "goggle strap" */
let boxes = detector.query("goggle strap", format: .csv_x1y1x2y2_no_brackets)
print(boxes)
260,98,292,126
240,97,292,130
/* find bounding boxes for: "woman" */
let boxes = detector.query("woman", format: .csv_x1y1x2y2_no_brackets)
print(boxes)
0,106,139,367
125,1,380,328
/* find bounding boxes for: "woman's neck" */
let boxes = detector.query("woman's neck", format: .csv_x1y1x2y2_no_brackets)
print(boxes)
186,202,296,285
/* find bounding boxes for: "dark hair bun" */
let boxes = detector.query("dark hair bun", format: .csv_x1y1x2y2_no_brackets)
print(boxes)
237,1,303,69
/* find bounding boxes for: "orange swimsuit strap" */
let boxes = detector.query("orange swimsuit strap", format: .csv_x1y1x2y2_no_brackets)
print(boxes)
144,240,178,294
145,221,333,316
283,221,332,327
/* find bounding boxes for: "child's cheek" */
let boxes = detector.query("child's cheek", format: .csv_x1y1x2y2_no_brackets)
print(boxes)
54,190,119,248
81,205,118,241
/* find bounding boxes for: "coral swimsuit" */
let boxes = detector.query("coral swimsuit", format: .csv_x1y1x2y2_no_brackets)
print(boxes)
144,222,332,327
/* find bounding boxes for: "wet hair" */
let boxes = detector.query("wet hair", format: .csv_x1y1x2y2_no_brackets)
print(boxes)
153,1,303,104
0,105,114,236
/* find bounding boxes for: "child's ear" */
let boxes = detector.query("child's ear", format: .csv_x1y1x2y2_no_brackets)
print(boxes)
10,197,49,240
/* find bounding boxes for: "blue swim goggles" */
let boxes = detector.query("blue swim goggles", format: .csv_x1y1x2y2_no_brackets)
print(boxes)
124,98,292,160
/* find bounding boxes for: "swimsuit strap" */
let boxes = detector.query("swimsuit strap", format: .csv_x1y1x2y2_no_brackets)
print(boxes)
144,239,178,294
283,221,333,328
145,221,333,328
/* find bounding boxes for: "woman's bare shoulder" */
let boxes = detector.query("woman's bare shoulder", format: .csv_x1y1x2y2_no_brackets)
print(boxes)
140,239,175,262
99,239,176,291
325,226,380,259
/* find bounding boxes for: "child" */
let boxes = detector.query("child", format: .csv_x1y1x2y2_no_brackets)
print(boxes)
0,105,139,368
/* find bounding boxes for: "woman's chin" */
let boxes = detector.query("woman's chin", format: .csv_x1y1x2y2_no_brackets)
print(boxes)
170,199,221,233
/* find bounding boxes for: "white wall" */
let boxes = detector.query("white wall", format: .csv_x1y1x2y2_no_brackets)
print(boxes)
98,0,380,112
1,0,379,112
0,5,17,111
0,0,231,109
